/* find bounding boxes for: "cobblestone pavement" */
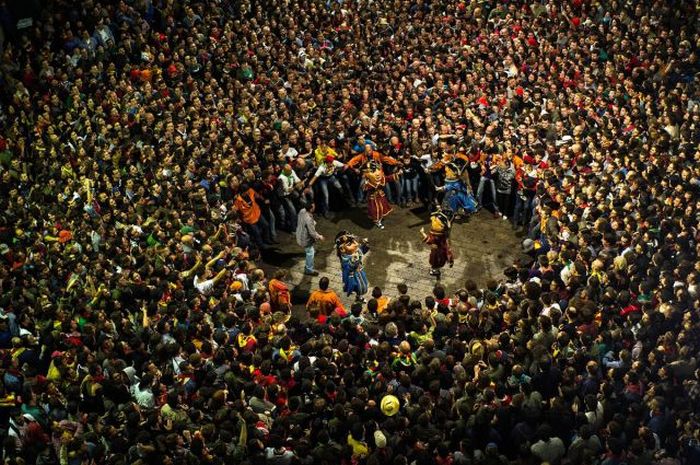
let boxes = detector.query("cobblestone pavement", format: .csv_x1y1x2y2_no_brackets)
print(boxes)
260,205,528,312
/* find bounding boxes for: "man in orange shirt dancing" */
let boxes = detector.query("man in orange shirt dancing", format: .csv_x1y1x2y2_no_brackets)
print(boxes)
348,143,400,204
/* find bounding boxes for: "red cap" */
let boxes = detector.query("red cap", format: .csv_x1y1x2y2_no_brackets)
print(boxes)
325,155,335,163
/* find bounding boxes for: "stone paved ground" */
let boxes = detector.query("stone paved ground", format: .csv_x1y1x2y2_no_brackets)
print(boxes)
260,205,527,312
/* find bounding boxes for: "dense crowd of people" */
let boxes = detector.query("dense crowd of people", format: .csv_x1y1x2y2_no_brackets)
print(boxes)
0,0,699,464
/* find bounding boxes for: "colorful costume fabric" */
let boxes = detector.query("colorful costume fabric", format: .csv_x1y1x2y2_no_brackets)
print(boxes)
336,231,370,298
443,179,478,213
341,250,369,297
424,231,453,270
441,161,477,214
421,208,455,277
363,162,394,224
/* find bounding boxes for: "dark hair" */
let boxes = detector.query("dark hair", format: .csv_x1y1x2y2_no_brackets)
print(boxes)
367,299,378,313
433,285,446,300
319,277,330,290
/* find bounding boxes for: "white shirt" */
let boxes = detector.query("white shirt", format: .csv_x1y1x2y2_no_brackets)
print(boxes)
281,147,299,160
560,263,573,286
278,170,301,194
541,303,561,318
130,384,155,409
585,401,605,431
419,154,435,169
193,274,216,295
233,271,250,290
314,160,345,177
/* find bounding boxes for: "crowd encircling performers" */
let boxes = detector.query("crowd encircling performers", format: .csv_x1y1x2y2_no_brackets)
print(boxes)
2,0,700,462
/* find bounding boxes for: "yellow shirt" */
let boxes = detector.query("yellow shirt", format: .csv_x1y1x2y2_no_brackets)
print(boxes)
314,146,338,166
376,296,390,314
347,434,368,458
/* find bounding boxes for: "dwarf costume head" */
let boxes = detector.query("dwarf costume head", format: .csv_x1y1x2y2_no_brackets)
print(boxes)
445,160,466,180
335,230,359,255
363,160,384,184
430,207,454,235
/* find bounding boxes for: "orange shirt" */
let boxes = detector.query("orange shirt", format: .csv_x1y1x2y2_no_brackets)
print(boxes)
234,188,261,225
347,151,399,168
269,278,291,311
307,289,346,316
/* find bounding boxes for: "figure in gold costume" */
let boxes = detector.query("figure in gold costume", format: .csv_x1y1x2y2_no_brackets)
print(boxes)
362,161,398,229
420,207,455,278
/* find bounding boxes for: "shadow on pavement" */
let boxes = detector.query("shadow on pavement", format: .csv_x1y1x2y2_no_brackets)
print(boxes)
259,249,305,268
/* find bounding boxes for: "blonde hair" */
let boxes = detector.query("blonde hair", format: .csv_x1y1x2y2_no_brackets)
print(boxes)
613,255,627,272
251,268,265,282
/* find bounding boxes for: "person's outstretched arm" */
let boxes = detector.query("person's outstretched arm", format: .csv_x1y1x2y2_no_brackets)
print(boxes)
205,250,226,269
212,268,228,285
181,257,203,278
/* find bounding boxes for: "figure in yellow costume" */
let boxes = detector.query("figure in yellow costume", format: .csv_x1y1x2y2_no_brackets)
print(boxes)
420,207,455,278
363,161,397,229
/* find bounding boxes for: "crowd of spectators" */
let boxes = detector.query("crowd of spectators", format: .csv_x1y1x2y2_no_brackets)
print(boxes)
0,0,699,464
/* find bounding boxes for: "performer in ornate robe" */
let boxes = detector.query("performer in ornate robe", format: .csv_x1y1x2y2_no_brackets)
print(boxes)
420,207,455,278
335,231,370,301
438,161,477,217
363,161,396,229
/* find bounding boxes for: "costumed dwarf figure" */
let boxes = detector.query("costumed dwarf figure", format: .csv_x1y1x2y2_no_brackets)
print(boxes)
420,207,455,278
335,231,370,301
437,159,477,218
363,160,397,229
